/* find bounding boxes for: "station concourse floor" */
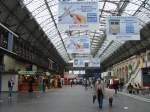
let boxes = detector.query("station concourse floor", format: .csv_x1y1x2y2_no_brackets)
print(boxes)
0,85,150,112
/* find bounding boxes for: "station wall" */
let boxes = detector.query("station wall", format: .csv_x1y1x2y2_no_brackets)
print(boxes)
107,50,150,84
1,74,18,91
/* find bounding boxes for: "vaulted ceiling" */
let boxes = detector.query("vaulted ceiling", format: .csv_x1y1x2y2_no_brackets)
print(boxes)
0,0,150,69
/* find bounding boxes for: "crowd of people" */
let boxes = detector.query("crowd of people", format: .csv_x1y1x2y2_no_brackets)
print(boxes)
7,75,146,111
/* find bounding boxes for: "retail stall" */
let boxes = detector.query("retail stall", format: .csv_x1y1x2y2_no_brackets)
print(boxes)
51,74,62,88
18,71,51,92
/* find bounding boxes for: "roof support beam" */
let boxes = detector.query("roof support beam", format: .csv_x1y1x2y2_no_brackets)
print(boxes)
0,0,66,65
99,40,113,58
44,0,70,60
117,0,129,15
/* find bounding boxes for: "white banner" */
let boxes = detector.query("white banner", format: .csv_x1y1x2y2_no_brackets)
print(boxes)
106,16,140,40
58,2,99,30
88,58,100,67
66,36,90,53
73,58,85,67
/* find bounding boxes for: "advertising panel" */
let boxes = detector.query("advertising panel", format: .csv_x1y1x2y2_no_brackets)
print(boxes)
58,2,99,30
73,58,85,67
66,36,90,53
88,58,100,67
106,16,140,40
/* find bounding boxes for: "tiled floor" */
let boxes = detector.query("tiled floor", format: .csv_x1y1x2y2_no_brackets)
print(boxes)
0,85,150,112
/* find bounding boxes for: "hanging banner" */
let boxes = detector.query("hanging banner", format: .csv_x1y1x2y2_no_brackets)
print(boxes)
66,36,90,53
58,2,99,30
7,32,14,51
73,58,85,67
106,16,140,40
88,58,100,67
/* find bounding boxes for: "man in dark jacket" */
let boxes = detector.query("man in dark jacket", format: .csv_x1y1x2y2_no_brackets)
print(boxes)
8,79,14,97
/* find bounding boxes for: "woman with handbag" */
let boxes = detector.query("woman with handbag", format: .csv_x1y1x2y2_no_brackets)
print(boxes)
92,81,97,104
96,79,105,109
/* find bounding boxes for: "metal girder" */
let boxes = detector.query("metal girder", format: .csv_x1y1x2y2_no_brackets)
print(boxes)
93,35,105,57
129,41,141,51
117,0,129,15
1,0,66,65
33,7,48,17
132,0,150,12
91,31,97,47
3,0,20,24
100,0,119,5
39,17,52,25
23,0,35,6
99,41,113,58
2,3,46,47
120,42,134,54
102,32,150,69
99,9,117,14
44,0,70,60
96,0,133,61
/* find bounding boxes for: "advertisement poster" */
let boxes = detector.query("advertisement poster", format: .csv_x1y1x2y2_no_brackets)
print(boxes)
58,2,99,30
88,58,100,67
66,36,90,53
106,16,140,40
73,58,85,67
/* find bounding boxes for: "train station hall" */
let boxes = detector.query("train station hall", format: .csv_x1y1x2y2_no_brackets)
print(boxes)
0,0,150,112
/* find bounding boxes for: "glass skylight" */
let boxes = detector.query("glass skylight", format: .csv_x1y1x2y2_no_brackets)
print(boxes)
22,0,150,63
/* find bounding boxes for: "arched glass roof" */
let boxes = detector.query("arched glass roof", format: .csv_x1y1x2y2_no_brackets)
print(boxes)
21,0,150,63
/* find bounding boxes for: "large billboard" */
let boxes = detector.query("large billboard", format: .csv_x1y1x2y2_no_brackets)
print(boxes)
88,58,100,67
106,16,140,40
58,2,99,30
66,36,90,53
73,58,85,67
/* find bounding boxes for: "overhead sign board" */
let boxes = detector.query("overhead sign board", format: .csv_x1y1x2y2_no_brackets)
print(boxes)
66,36,90,53
106,16,140,40
88,58,100,67
73,58,85,67
58,2,99,30
18,71,36,75
18,71,45,75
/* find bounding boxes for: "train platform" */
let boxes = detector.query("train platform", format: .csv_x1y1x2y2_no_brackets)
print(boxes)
0,86,150,112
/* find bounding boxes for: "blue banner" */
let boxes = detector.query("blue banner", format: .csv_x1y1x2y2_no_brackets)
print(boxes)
7,32,14,51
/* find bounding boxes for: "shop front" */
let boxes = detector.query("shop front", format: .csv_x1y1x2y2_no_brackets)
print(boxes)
18,71,51,92
51,74,62,88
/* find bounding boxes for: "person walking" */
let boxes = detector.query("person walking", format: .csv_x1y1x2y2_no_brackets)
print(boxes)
70,80,73,87
92,80,97,104
42,78,46,92
113,83,118,94
127,83,133,94
8,78,14,97
96,79,105,109
28,77,33,93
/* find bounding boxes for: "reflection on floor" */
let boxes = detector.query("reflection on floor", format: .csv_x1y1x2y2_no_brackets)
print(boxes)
0,85,150,112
